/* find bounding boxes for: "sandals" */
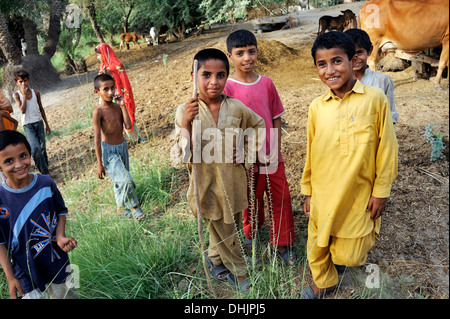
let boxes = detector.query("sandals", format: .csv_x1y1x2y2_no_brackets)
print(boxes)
121,207,146,220
335,264,348,275
132,207,146,220
226,272,251,290
298,286,336,299
272,247,298,266
206,257,230,280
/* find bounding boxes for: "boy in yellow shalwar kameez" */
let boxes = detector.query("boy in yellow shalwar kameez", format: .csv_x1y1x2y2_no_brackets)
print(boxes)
299,32,398,299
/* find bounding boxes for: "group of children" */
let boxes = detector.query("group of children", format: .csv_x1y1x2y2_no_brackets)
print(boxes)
0,27,398,299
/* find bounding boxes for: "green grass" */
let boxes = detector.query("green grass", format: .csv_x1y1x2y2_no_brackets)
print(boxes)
0,141,413,299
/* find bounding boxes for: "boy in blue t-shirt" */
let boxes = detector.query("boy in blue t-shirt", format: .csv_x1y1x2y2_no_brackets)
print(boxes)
0,130,77,299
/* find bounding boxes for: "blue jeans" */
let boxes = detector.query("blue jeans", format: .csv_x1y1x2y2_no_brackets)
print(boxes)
23,120,49,174
101,139,139,209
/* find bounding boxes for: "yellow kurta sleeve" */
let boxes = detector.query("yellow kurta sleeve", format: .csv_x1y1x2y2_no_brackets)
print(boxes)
372,96,398,198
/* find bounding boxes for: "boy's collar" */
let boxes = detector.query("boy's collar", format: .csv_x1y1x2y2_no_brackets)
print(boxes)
228,74,261,85
322,79,365,101
2,173,37,193
197,93,227,107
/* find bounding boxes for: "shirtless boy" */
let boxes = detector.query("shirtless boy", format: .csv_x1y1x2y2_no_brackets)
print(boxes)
93,74,145,219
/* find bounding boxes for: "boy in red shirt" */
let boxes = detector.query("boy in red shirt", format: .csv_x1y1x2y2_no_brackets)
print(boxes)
224,30,296,265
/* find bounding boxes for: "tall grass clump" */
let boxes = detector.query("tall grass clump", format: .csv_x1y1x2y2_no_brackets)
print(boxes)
61,153,201,299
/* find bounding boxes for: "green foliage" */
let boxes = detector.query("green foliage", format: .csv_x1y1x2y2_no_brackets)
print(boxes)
200,0,252,24
137,0,203,33
424,124,446,162
96,0,127,38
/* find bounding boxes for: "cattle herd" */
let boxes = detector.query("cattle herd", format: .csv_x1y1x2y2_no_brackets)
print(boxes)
118,1,448,88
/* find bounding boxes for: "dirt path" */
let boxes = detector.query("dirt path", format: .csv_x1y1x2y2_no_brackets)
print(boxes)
29,1,449,298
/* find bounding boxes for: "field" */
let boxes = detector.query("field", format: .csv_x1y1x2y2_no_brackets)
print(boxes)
4,2,448,299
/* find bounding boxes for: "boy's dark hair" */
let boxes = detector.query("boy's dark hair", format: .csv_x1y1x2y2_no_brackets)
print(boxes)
14,69,29,81
226,29,257,53
193,48,230,76
345,28,373,52
94,73,114,90
311,32,356,65
0,130,31,155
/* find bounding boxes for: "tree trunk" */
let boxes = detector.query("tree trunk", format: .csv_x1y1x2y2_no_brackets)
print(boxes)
0,12,22,65
1,0,60,101
174,21,186,40
22,0,39,55
86,0,105,43
42,0,62,58
122,4,134,33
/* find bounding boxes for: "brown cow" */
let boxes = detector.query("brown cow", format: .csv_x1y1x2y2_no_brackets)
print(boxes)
359,0,449,89
318,9,357,36
119,32,145,50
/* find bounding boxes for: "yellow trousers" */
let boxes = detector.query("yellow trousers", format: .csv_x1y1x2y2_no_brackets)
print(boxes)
306,219,376,289
206,213,247,277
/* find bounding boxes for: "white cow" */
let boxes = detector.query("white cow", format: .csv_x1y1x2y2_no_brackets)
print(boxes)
147,27,159,46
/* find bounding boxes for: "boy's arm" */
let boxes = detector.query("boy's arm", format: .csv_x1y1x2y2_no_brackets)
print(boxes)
181,97,199,138
171,102,195,165
0,90,13,113
116,96,132,130
93,108,105,179
1,112,18,131
35,90,51,134
369,95,398,220
0,245,24,299
372,96,398,198
272,117,282,161
300,102,316,198
55,215,77,253
13,91,27,114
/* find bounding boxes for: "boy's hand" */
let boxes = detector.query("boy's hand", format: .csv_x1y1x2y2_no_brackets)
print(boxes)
57,236,78,253
97,164,106,179
367,196,387,220
114,94,125,107
45,125,51,135
304,195,311,217
182,97,199,126
9,278,24,299
19,85,28,95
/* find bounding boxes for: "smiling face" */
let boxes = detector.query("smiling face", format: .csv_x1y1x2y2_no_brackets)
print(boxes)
0,143,33,189
353,45,371,73
94,79,116,102
314,47,356,98
195,59,228,104
228,45,258,75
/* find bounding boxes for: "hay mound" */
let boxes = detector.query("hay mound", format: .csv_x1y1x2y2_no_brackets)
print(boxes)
209,39,299,74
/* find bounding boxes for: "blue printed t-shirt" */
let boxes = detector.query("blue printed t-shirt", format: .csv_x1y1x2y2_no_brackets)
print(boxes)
0,174,70,293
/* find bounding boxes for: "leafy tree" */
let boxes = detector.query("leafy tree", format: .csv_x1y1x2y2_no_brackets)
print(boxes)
0,0,62,96
138,0,203,39
200,0,251,24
